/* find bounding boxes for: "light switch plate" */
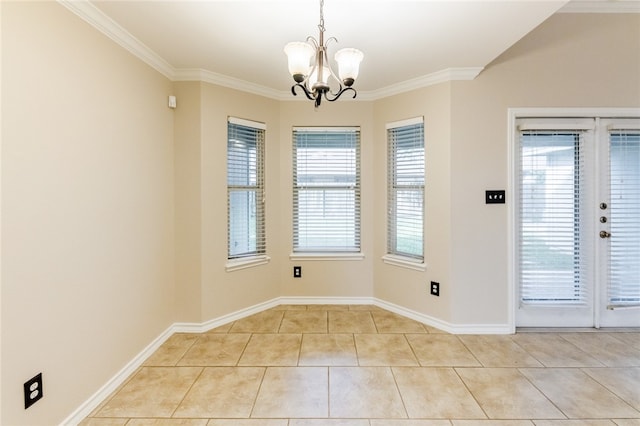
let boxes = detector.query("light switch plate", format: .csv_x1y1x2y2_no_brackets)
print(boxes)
486,190,506,204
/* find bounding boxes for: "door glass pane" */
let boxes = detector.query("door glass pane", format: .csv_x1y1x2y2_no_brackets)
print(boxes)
519,132,587,304
609,131,640,307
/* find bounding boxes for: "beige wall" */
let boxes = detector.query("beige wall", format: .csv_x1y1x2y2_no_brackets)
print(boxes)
2,3,175,424
448,13,640,326
174,81,202,322
278,101,375,299
2,3,639,424
174,81,284,323
372,84,453,322
200,84,282,320
370,13,640,328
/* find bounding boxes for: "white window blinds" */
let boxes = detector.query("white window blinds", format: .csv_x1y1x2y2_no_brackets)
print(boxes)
292,127,361,252
608,127,640,307
387,118,424,261
227,118,266,259
518,126,593,305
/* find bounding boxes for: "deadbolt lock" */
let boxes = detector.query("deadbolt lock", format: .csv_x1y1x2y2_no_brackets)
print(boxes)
600,216,607,223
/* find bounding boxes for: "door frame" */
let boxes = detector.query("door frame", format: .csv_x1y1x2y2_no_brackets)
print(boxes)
507,108,640,332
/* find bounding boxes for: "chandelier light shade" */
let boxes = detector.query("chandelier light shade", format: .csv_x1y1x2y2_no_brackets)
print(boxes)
284,0,363,107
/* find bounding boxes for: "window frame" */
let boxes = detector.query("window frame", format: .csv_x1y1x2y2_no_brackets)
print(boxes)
291,126,363,259
383,117,426,271
226,117,269,271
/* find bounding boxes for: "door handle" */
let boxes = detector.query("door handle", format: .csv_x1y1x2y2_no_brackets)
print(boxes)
600,230,611,239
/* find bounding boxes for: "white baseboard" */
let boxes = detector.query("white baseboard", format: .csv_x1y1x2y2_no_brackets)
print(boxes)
173,297,282,333
372,298,512,335
60,325,175,426
61,298,281,425
61,296,510,425
279,295,375,306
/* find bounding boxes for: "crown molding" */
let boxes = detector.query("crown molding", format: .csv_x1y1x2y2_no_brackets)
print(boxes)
57,0,484,101
559,0,640,13
361,67,485,100
58,0,175,79
174,68,286,100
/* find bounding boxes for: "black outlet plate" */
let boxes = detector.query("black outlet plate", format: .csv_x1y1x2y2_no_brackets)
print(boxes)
293,266,302,278
486,190,506,204
24,373,43,409
430,281,440,297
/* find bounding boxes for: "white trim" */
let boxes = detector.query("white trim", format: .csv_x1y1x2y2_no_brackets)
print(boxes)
507,110,518,334
53,3,485,101
61,295,512,424
228,117,266,130
174,68,284,100
292,126,360,133
289,252,365,261
559,1,640,14
57,0,174,80
60,325,175,425
517,122,595,131
225,255,271,272
381,254,427,272
386,116,424,130
60,298,281,425
509,107,640,119
607,120,640,130
174,297,282,333
279,296,375,306
372,298,512,335
363,67,484,100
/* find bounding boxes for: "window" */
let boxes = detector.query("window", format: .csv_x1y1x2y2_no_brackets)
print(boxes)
386,118,425,266
227,117,266,263
292,127,360,254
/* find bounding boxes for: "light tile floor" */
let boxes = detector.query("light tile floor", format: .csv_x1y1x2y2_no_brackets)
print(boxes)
81,304,640,426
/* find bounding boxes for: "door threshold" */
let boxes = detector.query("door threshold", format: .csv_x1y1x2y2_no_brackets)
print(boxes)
516,327,640,333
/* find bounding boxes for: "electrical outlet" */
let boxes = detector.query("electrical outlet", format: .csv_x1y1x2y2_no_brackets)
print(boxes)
430,281,440,297
24,373,43,409
293,266,302,278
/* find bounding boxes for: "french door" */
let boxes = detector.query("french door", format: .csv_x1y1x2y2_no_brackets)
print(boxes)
515,116,640,328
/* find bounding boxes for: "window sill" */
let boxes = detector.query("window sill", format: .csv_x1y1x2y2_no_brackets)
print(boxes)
290,252,365,261
225,255,271,272
382,254,426,271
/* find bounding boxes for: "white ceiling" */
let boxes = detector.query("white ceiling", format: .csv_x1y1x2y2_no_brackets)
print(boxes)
63,0,638,99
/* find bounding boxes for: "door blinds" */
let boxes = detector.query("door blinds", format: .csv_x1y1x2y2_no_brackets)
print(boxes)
292,127,361,252
227,118,266,259
518,125,592,305
608,127,640,308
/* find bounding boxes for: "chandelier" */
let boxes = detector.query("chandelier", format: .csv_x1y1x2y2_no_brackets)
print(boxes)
284,0,364,108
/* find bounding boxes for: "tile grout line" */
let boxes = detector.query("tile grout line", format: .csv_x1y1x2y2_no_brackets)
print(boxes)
455,335,484,367
173,333,202,367
579,366,640,417
515,366,569,420
388,365,410,420
247,362,268,420
403,332,421,366
168,365,206,419
452,366,490,421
